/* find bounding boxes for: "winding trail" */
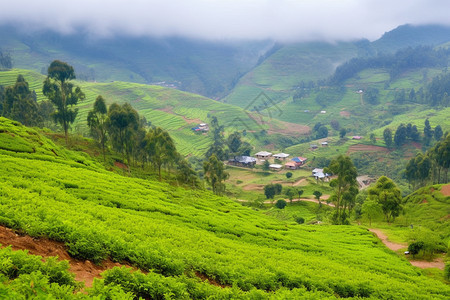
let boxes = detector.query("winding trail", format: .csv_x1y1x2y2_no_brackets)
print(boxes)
237,196,334,206
368,228,445,270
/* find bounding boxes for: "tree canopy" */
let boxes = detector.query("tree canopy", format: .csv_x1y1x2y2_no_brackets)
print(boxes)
325,155,358,224
368,176,402,223
43,60,85,143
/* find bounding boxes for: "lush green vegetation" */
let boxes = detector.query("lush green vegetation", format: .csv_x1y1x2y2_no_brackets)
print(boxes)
0,117,449,298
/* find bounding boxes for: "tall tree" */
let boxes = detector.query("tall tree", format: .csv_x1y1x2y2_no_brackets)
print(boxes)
2,75,41,127
434,125,443,141
107,103,139,165
203,154,229,195
368,176,402,223
205,116,227,161
177,159,199,187
43,60,85,143
313,191,323,206
423,118,433,146
325,155,358,224
361,200,382,226
394,124,407,147
383,128,393,148
146,127,178,181
87,96,108,161
284,187,297,204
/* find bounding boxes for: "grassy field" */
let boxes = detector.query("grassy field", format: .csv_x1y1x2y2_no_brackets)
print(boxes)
0,117,449,298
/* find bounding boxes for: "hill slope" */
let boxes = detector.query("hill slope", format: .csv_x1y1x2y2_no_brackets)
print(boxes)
0,117,449,298
0,69,282,156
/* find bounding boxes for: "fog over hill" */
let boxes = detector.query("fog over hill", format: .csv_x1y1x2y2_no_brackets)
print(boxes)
2,0,450,42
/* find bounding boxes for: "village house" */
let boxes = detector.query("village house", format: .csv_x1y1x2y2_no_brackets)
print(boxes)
321,141,328,147
255,151,272,160
312,168,330,181
228,156,257,168
273,153,290,160
191,123,209,132
291,156,307,167
284,161,298,170
352,136,362,140
269,164,283,171
310,144,318,150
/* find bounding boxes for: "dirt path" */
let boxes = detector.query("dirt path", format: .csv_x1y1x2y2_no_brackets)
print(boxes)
368,228,445,270
368,228,406,251
292,178,307,186
0,226,130,287
237,196,334,206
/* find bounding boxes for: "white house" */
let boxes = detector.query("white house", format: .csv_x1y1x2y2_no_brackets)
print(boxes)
255,151,272,160
273,153,290,160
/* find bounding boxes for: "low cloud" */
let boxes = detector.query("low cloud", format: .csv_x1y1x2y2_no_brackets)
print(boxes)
1,0,450,42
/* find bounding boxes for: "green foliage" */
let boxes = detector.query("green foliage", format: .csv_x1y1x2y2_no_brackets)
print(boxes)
0,118,450,298
87,95,108,160
325,155,358,224
285,172,293,179
275,200,287,209
1,75,41,127
43,60,85,143
368,176,402,223
361,200,382,226
203,154,229,195
408,241,424,258
383,128,393,148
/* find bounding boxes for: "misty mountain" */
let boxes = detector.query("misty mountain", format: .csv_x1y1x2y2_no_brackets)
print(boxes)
1,23,449,101
0,25,272,98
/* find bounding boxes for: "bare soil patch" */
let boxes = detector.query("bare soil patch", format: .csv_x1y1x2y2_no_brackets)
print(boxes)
410,258,445,270
242,184,265,191
340,111,351,118
440,184,450,197
114,161,129,170
347,144,389,154
0,226,130,288
248,113,310,136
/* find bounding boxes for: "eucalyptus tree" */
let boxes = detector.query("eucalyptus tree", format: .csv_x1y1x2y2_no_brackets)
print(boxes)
146,127,178,181
107,102,139,165
87,95,108,161
203,154,229,195
43,60,85,143
325,155,358,224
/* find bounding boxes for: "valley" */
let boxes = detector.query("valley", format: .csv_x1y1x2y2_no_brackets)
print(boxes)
0,20,449,299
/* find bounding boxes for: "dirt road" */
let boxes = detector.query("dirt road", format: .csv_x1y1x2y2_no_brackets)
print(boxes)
368,228,445,270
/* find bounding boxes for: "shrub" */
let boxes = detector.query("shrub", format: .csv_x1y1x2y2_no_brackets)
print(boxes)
286,172,293,179
408,241,424,258
275,200,287,209
295,217,305,224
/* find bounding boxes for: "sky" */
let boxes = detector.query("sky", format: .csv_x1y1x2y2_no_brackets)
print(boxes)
1,0,450,42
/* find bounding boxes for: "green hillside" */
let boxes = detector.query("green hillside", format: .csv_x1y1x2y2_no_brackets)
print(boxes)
0,69,275,156
0,117,449,298
224,41,358,108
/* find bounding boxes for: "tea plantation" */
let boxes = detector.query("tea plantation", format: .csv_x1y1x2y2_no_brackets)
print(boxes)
0,117,449,298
